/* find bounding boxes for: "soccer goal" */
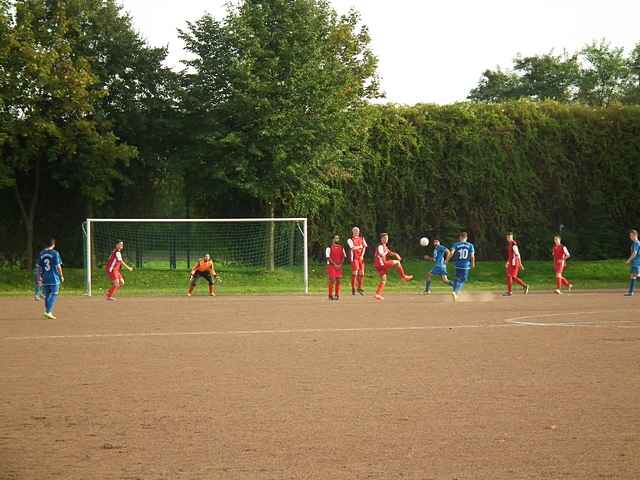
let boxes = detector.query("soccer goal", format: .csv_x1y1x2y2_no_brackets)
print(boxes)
82,218,309,296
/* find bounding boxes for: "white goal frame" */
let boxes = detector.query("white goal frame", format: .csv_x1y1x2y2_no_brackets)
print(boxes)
83,218,309,296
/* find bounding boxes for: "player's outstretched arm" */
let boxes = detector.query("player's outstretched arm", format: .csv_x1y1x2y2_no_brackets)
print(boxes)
122,260,134,272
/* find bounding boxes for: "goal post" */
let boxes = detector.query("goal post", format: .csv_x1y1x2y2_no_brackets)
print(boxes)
82,218,309,296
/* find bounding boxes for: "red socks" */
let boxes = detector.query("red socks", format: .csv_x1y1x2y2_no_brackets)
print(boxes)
335,282,341,297
107,285,120,298
358,275,364,289
328,283,334,298
376,282,385,296
351,275,356,290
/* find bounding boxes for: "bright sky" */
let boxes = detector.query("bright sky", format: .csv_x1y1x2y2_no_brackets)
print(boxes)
121,0,640,105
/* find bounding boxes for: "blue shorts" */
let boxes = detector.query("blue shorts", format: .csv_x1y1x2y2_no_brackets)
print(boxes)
631,266,640,275
455,268,470,282
430,266,448,277
43,284,60,296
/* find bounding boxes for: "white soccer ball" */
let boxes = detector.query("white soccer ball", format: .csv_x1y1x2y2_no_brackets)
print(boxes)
419,237,429,247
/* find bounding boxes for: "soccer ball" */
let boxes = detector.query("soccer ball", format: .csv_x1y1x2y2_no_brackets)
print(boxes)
419,237,429,247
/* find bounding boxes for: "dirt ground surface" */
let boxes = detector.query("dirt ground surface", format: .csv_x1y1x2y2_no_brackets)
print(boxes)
1,291,639,480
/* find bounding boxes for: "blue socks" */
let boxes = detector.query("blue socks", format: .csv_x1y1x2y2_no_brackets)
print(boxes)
629,278,637,295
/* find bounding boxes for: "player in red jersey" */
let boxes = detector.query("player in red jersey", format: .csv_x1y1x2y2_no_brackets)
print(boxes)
326,235,347,301
552,235,573,294
373,233,413,301
504,232,529,296
105,240,134,300
347,226,368,296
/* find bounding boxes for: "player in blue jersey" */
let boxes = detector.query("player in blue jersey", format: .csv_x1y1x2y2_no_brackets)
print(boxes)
624,229,640,297
37,238,64,319
448,231,476,302
424,239,453,294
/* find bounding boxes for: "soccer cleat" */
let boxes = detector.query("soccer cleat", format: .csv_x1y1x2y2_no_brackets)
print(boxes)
424,290,431,295
523,285,530,295
187,292,192,297
358,289,365,296
209,292,216,297
106,296,116,301
554,289,562,295
451,291,458,302
402,275,414,282
374,294,384,301
328,296,334,301
43,312,56,319
352,288,356,296
568,284,573,293
624,292,635,297
502,292,512,297
334,295,340,301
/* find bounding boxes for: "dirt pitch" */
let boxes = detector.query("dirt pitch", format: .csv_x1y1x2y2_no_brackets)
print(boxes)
1,292,640,480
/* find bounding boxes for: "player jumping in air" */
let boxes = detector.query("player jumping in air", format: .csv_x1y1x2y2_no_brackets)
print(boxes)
449,232,475,302
624,229,640,297
105,240,134,300
504,232,529,296
424,238,453,294
326,235,347,301
373,233,413,301
347,226,368,295
552,235,573,294
188,254,218,297
37,238,64,319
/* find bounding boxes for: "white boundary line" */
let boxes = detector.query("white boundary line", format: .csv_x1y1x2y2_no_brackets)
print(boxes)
3,323,514,341
505,309,640,327
3,309,640,341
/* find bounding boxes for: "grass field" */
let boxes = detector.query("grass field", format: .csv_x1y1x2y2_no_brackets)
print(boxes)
0,259,631,296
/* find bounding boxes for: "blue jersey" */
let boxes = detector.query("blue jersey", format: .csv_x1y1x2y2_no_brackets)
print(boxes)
38,249,62,286
433,244,448,268
451,241,475,270
631,240,640,268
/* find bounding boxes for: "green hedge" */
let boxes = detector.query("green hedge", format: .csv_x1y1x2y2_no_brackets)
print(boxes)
311,101,640,260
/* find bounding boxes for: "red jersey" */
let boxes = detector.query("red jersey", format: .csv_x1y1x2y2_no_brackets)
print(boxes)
347,236,368,262
553,244,570,263
105,249,123,273
326,244,346,266
374,244,390,268
507,240,522,268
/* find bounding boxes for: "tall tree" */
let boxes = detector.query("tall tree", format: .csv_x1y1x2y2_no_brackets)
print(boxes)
0,0,134,268
468,68,522,102
577,41,629,107
179,0,379,219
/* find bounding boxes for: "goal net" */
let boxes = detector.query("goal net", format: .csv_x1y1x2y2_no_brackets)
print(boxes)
82,218,309,296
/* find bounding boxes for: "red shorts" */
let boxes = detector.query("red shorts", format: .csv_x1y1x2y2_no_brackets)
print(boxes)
351,258,365,274
107,270,123,282
327,265,343,280
375,260,396,277
554,261,566,275
506,266,521,277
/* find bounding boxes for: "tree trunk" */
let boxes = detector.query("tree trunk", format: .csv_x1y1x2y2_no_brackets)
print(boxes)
266,202,275,272
15,158,41,271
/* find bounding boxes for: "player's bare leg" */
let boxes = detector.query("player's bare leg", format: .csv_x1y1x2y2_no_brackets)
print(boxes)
335,279,341,300
375,274,387,301
208,282,215,297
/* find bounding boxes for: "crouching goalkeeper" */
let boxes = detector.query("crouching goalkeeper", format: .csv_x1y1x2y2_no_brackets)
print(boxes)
187,254,219,297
